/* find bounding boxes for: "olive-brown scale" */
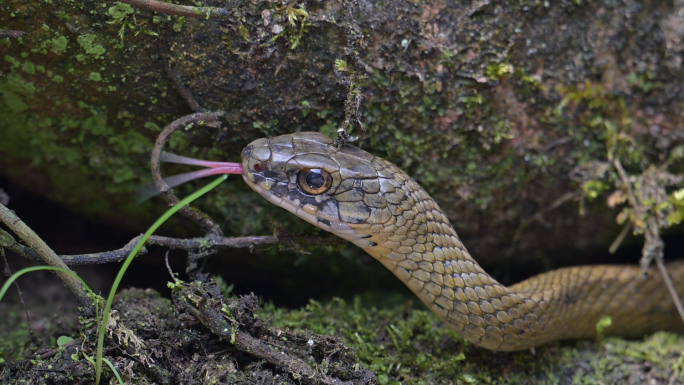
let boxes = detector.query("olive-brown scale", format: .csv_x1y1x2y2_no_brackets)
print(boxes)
240,132,684,351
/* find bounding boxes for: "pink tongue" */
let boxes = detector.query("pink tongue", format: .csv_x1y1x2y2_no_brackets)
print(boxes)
159,152,243,172
136,152,243,203
157,166,243,188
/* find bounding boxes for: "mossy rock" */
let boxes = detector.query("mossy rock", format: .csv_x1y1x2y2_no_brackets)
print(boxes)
3,0,683,264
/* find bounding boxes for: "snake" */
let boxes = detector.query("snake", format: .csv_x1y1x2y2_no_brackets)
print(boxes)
232,131,684,351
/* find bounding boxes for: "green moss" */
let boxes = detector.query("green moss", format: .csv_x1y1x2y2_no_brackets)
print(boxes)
44,36,69,55
107,3,136,41
0,39,170,217
260,297,684,384
261,297,470,383
253,119,280,136
485,62,514,81
20,60,35,74
361,68,531,213
172,16,186,33
626,71,659,93
461,94,483,108
271,4,310,50
7,73,35,95
0,89,28,113
76,34,106,60
4,55,20,69
143,121,161,131
237,24,249,41
555,81,647,188
107,3,134,23
88,72,102,81
582,180,610,200
0,310,31,363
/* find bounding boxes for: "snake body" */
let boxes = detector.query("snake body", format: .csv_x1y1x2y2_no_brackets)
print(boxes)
240,132,684,351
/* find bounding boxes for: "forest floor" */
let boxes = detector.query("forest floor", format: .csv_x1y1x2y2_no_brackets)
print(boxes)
1,277,683,385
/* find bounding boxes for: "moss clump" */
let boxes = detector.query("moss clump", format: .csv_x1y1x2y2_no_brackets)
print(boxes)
260,297,684,384
0,308,31,364
76,34,106,61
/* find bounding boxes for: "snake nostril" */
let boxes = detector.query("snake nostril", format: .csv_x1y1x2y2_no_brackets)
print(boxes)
254,163,263,171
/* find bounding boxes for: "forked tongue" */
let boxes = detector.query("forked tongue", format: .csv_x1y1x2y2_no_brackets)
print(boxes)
136,152,243,203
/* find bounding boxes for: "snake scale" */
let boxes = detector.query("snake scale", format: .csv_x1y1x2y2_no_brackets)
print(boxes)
236,132,684,351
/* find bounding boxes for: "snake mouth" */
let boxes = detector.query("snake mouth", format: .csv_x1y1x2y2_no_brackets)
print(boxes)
240,174,362,241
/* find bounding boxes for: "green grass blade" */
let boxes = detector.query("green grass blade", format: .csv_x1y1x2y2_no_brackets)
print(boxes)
0,266,91,303
95,175,227,384
103,357,124,385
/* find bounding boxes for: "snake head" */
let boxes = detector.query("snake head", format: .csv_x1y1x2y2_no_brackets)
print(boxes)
241,132,411,243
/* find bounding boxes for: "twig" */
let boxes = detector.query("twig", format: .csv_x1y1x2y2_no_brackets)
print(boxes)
161,51,204,113
164,250,177,282
612,159,684,324
4,227,342,266
332,0,370,148
0,30,25,39
655,255,684,323
0,203,95,316
608,221,632,254
175,283,356,385
145,233,342,252
30,338,83,361
647,219,684,322
118,0,229,19
158,34,222,130
151,112,226,236
541,136,572,153
0,230,145,265
612,159,638,208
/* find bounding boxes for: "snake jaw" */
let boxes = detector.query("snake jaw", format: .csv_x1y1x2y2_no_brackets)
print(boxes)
241,174,361,240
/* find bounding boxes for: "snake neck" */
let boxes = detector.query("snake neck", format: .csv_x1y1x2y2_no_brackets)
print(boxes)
338,157,544,350
344,157,684,351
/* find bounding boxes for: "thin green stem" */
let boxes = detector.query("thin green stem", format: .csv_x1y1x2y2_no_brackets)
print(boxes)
103,358,124,385
94,175,227,384
0,266,92,303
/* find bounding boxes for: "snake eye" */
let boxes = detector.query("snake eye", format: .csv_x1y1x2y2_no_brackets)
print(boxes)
298,169,333,195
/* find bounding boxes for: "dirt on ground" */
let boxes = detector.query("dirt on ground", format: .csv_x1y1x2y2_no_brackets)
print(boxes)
1,277,683,385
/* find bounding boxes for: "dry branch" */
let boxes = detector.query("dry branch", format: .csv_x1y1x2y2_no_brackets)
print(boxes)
3,227,342,266
0,30,24,39
118,0,229,18
173,281,367,385
150,112,226,237
612,159,684,324
0,203,95,316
